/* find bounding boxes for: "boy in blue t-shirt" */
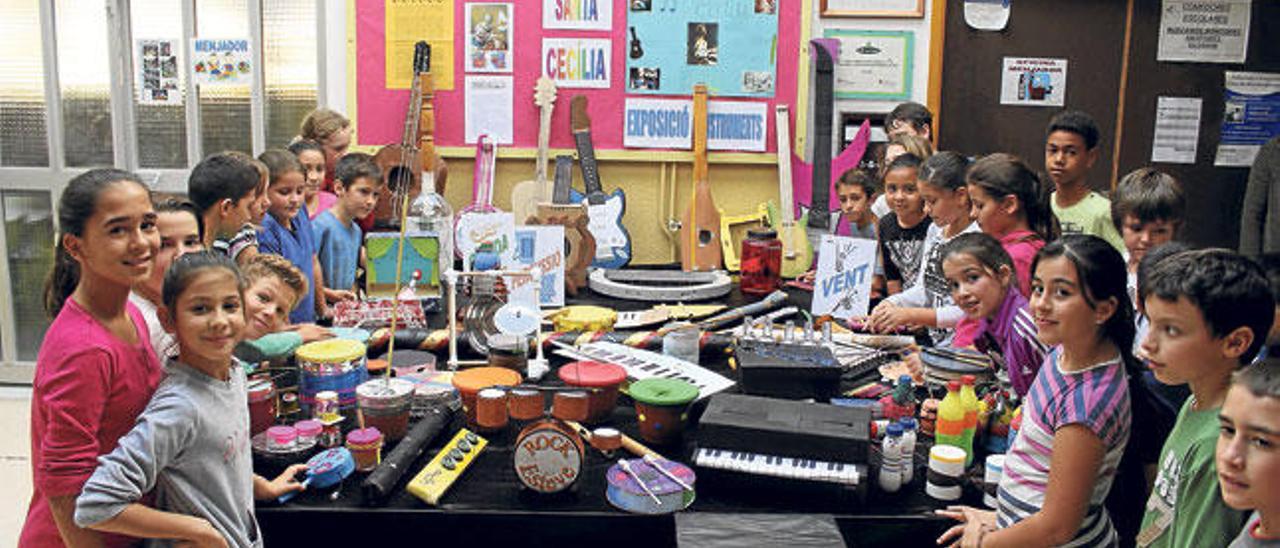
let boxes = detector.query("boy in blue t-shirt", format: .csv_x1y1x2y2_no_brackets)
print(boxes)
313,153,382,295
257,149,333,323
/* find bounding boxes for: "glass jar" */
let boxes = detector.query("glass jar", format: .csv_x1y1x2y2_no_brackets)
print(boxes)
740,228,782,296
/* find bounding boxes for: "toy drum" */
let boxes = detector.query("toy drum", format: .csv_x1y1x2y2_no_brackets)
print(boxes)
551,390,590,422
475,388,510,431
487,333,529,375
557,361,627,424
247,377,277,436
266,425,297,452
451,367,522,428
508,388,544,421
297,339,369,419
356,378,415,441
294,419,323,446
591,427,622,455
629,378,699,446
605,458,696,514
513,419,585,494
345,427,384,472
927,445,966,501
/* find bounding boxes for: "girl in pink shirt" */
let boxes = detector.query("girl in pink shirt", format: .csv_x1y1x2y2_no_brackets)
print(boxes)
966,153,1061,297
21,169,163,548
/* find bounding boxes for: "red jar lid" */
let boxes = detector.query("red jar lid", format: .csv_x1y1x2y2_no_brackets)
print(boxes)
346,427,383,445
558,361,627,388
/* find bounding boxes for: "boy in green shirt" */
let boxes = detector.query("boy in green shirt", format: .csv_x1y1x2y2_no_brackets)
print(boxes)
235,254,332,366
1136,249,1276,547
1044,110,1125,252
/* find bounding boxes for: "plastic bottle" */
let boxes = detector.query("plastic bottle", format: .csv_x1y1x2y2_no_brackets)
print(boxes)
409,188,454,271
878,423,904,493
898,418,917,484
936,381,968,460
960,375,980,466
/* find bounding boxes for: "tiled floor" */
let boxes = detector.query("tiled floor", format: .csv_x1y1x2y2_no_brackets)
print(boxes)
0,387,32,548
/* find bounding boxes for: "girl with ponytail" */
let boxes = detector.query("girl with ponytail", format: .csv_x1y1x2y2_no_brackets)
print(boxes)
22,169,164,547
966,153,1060,298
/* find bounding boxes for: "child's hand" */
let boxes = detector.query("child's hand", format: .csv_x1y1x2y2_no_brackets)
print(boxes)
325,288,358,303
935,506,996,547
260,464,309,500
903,351,924,383
176,518,229,548
867,301,906,332
798,269,816,284
290,324,334,343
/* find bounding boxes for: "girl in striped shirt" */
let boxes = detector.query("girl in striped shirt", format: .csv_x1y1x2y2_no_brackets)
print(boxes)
938,233,1049,398
938,235,1135,547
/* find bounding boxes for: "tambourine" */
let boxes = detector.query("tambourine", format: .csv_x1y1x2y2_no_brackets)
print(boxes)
278,447,355,503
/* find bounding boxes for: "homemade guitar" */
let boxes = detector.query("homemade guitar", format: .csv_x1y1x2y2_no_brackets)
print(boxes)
528,155,595,295
373,42,446,229
454,136,504,263
679,84,721,272
763,105,814,278
567,95,632,269
510,77,557,224
791,39,871,250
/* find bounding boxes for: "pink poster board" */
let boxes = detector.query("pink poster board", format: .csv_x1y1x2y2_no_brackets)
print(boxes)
354,0,801,152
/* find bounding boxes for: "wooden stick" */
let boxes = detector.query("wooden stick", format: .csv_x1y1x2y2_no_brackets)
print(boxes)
1110,0,1136,191
563,419,663,460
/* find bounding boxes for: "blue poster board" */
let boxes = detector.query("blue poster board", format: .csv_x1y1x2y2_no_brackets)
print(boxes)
625,0,778,98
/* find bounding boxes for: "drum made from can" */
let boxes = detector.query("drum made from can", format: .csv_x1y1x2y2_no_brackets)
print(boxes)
356,378,415,441
296,339,369,419
475,388,510,432
605,458,696,514
451,367,522,429
507,388,544,421
247,376,277,436
513,419,585,494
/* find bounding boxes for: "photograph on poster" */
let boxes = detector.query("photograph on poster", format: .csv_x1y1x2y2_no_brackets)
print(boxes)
742,71,773,93
467,3,512,73
687,23,718,66
755,0,777,14
630,67,661,90
631,0,650,11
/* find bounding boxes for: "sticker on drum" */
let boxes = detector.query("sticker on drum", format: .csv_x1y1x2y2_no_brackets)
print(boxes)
513,419,584,494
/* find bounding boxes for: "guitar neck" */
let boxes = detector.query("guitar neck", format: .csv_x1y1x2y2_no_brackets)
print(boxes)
552,155,573,204
574,130,603,198
693,87,708,185
808,39,835,230
472,138,497,209
534,107,551,196
416,71,436,172
774,105,795,222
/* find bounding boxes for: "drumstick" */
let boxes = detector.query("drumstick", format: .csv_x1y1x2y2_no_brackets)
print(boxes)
642,454,693,491
618,459,662,506
563,419,663,460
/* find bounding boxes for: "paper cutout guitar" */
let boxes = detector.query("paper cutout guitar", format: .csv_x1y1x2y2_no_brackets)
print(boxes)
510,77,557,224
567,95,632,269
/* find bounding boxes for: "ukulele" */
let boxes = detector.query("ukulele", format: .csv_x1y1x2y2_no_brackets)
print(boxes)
510,77,557,224
765,105,814,277
629,27,644,59
528,155,595,295
567,96,632,269
454,135,502,261
679,84,722,272
791,39,871,250
372,41,446,228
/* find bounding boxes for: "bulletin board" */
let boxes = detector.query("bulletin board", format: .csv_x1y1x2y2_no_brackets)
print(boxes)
351,0,802,152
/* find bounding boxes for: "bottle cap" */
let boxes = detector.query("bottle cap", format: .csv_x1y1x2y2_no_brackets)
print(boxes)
947,380,961,392
898,374,912,385
900,417,916,430
887,423,904,437
962,374,976,385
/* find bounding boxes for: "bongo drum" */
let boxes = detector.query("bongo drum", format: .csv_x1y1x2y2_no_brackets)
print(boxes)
247,376,277,436
507,388,544,421
513,419,585,494
475,388,510,431
297,339,369,419
629,378,699,445
451,367,521,428
557,361,626,424
551,390,590,423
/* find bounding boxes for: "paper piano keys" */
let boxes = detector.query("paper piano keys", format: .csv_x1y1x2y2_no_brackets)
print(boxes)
553,341,735,400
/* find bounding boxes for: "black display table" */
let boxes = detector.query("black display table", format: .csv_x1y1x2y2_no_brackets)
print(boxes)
257,282,958,546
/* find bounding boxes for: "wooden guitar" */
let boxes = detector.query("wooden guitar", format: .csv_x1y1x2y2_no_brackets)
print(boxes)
454,135,500,261
679,84,722,272
567,96,632,269
509,77,556,224
764,105,814,278
373,41,446,229
528,155,595,295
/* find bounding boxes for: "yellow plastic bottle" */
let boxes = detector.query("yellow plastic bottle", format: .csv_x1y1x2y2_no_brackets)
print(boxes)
936,381,967,462
960,375,980,466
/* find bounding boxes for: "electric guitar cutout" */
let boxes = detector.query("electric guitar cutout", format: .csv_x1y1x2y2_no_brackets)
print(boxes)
567,95,632,269
529,155,595,295
679,84,722,272
510,77,557,224
764,104,814,278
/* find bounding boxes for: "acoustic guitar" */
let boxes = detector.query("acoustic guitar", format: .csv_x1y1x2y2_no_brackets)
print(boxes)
509,77,557,224
679,84,722,272
764,105,813,278
567,96,632,269
528,155,595,295
629,27,644,59
372,41,446,229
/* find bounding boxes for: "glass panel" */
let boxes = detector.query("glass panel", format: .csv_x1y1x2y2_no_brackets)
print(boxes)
3,190,54,361
0,0,49,167
131,0,188,168
196,0,251,155
55,0,114,167
263,0,317,148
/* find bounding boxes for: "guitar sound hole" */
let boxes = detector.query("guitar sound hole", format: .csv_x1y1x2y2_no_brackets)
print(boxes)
698,230,714,246
385,166,414,193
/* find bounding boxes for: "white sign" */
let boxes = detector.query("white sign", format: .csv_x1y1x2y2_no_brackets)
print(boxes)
541,38,611,89
623,98,766,151
464,75,514,144
1158,0,1251,64
455,211,515,270
1151,97,1203,164
708,101,768,152
999,57,1067,107
191,38,252,86
811,235,877,320
505,225,565,307
542,0,612,31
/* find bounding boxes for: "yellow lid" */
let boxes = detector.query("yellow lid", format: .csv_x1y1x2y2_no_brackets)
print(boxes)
551,305,618,332
297,339,366,364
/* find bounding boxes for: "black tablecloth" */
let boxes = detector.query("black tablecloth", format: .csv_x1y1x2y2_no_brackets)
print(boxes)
257,281,960,547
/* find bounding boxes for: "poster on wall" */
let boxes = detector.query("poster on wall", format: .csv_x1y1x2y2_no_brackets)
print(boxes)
824,29,913,100
385,0,455,90
626,0,778,98
811,235,877,320
1150,97,1203,164
466,3,513,73
622,98,767,151
541,38,611,88
1157,0,1251,64
505,225,566,308
1215,71,1280,167
135,39,181,105
543,0,612,31
964,0,1011,31
191,38,252,86
465,75,514,144
999,57,1067,107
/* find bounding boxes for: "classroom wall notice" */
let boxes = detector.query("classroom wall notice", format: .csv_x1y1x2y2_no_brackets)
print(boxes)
625,0,778,97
